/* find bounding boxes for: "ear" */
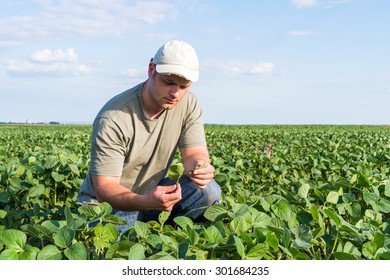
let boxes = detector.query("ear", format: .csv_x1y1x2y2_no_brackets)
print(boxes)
148,62,156,77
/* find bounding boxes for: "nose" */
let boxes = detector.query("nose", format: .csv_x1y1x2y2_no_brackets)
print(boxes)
169,85,180,98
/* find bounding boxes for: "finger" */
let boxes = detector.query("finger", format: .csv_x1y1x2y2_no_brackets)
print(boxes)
189,176,212,189
193,164,214,176
164,184,182,200
165,185,178,194
190,171,213,180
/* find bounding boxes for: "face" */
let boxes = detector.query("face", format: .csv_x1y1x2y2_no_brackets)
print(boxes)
147,63,192,111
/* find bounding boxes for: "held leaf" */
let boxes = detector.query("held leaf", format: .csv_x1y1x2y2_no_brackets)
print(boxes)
168,163,185,184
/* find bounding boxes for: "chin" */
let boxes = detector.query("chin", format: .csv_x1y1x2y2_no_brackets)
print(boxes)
163,104,176,110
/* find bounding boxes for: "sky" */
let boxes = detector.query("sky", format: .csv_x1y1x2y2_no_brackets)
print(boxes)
0,0,389,125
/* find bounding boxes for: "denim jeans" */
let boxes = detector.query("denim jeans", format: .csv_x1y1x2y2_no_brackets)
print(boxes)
106,175,221,236
140,175,221,222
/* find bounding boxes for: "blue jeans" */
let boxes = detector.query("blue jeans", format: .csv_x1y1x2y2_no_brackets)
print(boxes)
113,175,221,235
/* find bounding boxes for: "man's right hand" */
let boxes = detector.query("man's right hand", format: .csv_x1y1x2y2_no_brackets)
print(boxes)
92,175,182,212
143,184,182,212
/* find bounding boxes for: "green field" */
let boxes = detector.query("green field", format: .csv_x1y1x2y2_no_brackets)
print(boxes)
0,124,389,260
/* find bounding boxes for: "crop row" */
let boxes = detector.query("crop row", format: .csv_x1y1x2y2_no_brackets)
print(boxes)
0,124,389,259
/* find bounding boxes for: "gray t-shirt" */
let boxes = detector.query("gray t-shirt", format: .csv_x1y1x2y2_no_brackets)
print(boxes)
78,82,206,201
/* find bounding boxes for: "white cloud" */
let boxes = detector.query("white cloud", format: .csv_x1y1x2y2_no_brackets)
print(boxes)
30,49,79,63
0,0,179,49
5,48,91,77
248,62,275,75
291,0,353,9
120,67,147,81
0,40,25,50
206,60,275,77
290,0,317,8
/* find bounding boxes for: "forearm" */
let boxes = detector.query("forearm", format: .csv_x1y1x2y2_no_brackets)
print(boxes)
92,175,182,212
181,146,210,173
92,175,146,211
180,146,214,189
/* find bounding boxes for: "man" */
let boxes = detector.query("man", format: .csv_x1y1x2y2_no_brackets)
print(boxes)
77,40,221,234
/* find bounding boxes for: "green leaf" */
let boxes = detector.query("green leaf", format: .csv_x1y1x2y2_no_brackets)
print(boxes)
363,191,379,205
160,234,178,257
343,241,361,257
0,249,20,260
21,224,53,242
282,228,291,248
271,198,294,221
174,216,194,230
346,202,361,218
146,234,162,250
93,223,119,253
251,211,272,227
186,225,199,245
291,225,312,250
373,232,385,248
0,209,7,219
64,242,87,260
384,181,390,197
323,208,341,227
158,211,171,225
357,173,370,188
28,156,36,164
377,252,390,260
377,198,390,213
44,155,58,169
27,184,45,198
203,225,223,243
101,214,127,225
362,240,377,259
128,243,145,260
41,220,63,233
2,229,26,252
245,243,271,260
333,252,358,260
298,183,310,199
178,242,190,259
51,171,65,182
167,163,184,183
266,231,279,250
78,204,102,220
37,244,62,260
20,247,40,260
231,203,251,217
134,221,149,238
204,204,229,222
310,205,319,222
64,206,75,228
229,216,248,235
68,164,80,176
233,236,245,258
97,202,113,216
54,227,75,248
148,251,176,260
326,191,339,204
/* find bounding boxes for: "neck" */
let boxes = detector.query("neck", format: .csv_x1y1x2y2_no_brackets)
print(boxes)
141,81,164,119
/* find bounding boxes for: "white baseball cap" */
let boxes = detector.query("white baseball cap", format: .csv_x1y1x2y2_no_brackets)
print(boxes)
152,40,199,82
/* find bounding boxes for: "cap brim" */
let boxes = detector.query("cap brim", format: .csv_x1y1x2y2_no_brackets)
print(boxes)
156,64,199,82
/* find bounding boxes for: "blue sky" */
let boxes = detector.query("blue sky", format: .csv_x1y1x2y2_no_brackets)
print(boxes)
0,0,389,125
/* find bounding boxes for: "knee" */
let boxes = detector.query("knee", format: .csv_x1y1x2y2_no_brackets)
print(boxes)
204,179,222,205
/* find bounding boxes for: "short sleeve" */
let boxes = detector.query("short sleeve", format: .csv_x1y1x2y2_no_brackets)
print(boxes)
90,117,128,176
178,94,207,148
